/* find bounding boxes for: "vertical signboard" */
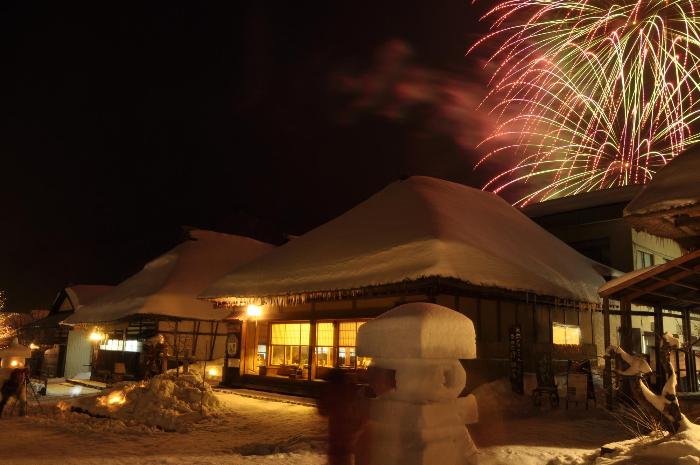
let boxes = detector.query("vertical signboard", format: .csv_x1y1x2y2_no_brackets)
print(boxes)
224,320,242,385
509,325,524,394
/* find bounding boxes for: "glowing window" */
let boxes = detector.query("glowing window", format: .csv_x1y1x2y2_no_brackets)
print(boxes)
338,321,366,368
339,321,364,347
269,323,310,366
271,323,310,346
316,322,334,347
100,339,141,352
552,323,581,345
315,322,335,367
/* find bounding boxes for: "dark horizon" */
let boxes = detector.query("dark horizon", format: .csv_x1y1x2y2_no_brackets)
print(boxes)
1,1,500,311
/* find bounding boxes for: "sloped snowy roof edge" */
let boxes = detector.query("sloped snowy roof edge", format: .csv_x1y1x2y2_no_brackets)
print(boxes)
64,230,275,325
209,275,600,310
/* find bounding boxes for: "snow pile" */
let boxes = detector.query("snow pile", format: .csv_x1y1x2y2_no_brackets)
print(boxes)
597,416,700,465
72,370,223,432
203,176,607,304
33,402,160,435
471,378,532,421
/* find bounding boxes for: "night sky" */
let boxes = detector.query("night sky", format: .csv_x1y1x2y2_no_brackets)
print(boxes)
1,1,495,310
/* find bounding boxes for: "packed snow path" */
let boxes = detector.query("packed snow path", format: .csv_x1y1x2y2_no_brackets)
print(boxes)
0,389,633,465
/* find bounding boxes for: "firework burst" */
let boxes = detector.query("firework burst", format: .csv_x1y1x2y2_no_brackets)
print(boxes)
472,0,700,205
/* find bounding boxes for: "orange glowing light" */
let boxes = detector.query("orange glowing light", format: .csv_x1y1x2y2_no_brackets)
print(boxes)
99,390,127,407
246,304,262,318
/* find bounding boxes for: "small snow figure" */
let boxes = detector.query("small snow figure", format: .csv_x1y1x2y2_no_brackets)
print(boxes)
0,368,28,417
317,368,369,465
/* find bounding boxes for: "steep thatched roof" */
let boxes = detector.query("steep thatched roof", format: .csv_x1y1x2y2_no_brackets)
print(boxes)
202,176,608,306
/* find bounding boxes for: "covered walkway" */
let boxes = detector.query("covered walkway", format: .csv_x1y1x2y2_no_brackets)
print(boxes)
599,249,700,405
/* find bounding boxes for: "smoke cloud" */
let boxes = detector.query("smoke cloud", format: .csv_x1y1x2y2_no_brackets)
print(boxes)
334,39,494,154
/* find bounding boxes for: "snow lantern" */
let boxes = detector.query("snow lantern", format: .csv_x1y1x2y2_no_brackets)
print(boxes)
355,302,479,465
0,338,31,369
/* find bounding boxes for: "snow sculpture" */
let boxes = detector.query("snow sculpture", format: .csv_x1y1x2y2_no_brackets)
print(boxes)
356,302,479,465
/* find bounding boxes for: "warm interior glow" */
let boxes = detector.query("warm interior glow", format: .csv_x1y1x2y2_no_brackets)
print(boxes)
9,360,19,367
207,367,219,377
553,323,581,345
29,343,40,350
89,331,104,342
246,304,262,318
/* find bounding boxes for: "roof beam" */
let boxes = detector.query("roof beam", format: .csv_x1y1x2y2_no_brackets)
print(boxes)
650,276,700,293
625,262,700,302
627,285,700,308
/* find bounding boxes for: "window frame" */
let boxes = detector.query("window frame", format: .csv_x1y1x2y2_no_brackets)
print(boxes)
552,322,582,346
267,321,311,367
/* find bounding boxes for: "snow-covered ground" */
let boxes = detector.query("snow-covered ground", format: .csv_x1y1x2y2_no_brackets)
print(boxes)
2,382,691,465
1,390,327,465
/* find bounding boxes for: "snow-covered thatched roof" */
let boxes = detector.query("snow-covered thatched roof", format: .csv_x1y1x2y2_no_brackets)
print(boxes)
202,176,607,305
62,285,114,311
624,150,700,243
64,230,275,324
625,151,700,217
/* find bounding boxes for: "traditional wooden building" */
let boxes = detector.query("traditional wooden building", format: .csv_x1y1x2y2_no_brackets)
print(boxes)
523,186,684,273
19,285,113,378
202,177,612,395
599,151,700,399
63,230,274,381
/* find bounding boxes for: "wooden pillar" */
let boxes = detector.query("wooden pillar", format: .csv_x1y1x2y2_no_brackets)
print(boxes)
654,305,665,390
174,321,179,375
603,298,613,410
682,311,697,392
496,300,502,342
619,299,634,402
308,319,316,381
475,299,482,342
620,300,633,351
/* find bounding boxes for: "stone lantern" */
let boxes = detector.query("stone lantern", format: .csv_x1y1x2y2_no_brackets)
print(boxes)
356,302,479,465
0,338,32,382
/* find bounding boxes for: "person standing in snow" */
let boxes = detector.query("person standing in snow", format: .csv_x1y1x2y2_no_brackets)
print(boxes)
143,334,169,378
0,367,28,417
317,369,370,465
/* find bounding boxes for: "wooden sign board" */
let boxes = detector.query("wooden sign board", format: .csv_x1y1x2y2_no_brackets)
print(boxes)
509,325,524,394
567,373,588,405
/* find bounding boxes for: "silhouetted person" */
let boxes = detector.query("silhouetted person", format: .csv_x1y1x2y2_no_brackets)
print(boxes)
317,369,369,465
0,368,28,416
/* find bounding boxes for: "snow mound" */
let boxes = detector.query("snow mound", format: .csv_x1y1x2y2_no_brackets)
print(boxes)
598,416,700,465
471,378,532,421
72,371,223,432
